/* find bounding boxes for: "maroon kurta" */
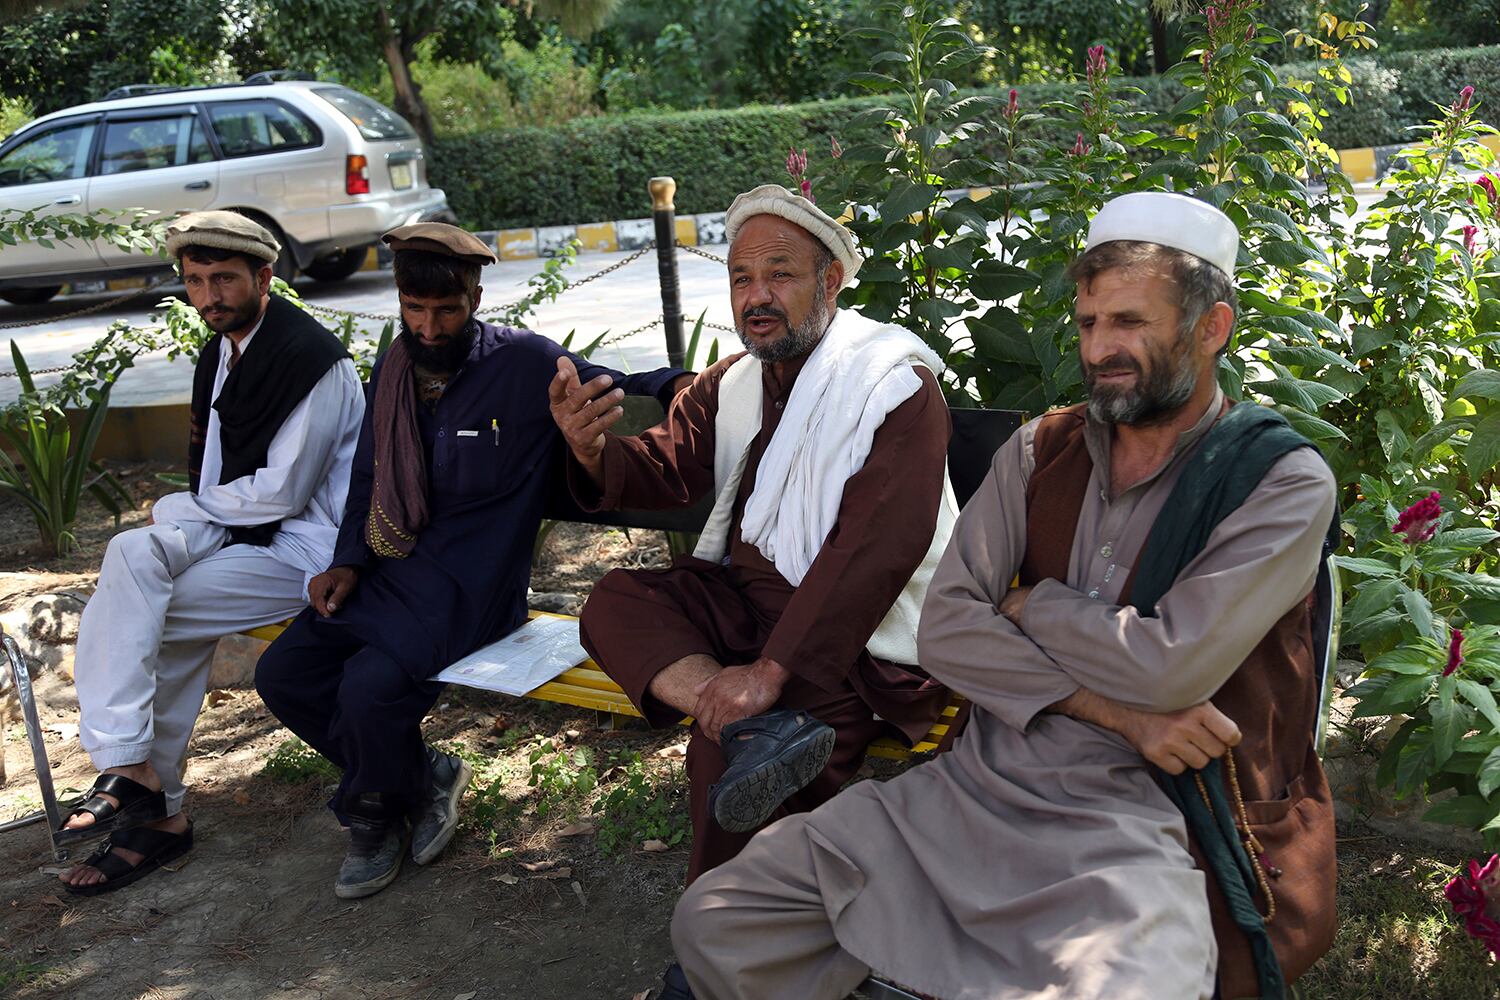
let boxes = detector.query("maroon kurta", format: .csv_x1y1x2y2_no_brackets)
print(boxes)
574,349,951,879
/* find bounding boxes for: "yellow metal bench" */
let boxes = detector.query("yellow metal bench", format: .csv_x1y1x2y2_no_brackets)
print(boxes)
244,611,962,760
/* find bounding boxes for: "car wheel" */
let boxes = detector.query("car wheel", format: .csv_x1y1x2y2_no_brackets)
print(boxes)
304,245,371,283
0,285,63,305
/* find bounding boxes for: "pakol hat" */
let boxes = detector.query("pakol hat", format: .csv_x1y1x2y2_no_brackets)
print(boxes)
724,184,863,286
165,210,280,263
1084,192,1239,276
381,223,498,266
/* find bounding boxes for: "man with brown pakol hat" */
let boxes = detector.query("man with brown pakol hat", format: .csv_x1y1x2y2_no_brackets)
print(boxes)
59,210,364,895
254,222,690,900
670,192,1340,1000
549,184,955,1000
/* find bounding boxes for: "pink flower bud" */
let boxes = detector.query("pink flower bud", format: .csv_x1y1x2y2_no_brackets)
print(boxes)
1086,45,1108,85
1478,173,1498,209
1007,88,1019,119
829,135,843,159
1460,85,1475,111
799,178,814,203
1463,224,1479,255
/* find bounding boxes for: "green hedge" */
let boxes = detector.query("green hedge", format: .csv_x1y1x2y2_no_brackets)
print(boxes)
430,45,1500,230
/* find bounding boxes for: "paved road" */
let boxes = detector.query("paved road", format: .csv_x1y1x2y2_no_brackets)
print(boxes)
0,243,742,407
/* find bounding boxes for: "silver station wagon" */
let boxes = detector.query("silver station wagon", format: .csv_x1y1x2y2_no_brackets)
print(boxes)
0,77,453,303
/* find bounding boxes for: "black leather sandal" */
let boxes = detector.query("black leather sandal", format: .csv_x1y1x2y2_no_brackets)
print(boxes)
55,772,168,846
708,708,836,833
63,821,194,897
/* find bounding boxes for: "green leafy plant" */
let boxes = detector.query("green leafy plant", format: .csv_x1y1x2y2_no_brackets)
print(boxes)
260,738,340,785
0,343,132,556
524,735,598,820
593,749,690,856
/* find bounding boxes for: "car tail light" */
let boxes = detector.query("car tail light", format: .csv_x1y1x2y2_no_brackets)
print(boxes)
345,154,370,195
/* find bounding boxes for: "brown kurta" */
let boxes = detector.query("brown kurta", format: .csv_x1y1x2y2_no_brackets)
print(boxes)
673,389,1339,1000
575,347,952,879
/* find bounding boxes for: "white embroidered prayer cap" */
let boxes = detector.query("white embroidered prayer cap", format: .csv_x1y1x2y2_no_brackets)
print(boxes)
1084,192,1239,277
724,184,864,286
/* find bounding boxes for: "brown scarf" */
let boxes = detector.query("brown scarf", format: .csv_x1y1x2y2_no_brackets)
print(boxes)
365,336,429,558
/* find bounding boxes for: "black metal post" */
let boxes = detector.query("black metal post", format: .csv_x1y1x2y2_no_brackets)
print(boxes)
650,176,686,369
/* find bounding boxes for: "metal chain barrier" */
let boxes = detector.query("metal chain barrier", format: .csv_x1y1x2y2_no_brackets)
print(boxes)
0,276,173,334
677,242,726,264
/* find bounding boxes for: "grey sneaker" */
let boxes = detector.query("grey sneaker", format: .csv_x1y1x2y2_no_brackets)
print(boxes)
335,814,409,899
410,748,473,866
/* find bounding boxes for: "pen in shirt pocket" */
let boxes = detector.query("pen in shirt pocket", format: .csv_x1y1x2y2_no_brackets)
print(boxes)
492,418,499,445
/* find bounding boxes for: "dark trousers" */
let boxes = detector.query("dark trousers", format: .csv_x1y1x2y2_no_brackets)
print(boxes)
255,608,442,820
580,565,887,885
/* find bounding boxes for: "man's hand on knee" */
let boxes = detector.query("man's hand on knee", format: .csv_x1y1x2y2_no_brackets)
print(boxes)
309,566,360,616
691,657,790,743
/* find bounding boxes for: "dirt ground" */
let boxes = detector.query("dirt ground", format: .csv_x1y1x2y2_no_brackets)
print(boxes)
0,478,709,1000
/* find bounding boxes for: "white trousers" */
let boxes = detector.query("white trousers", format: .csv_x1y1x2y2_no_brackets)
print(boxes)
74,521,308,814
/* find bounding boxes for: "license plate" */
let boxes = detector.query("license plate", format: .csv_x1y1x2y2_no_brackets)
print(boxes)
390,162,413,190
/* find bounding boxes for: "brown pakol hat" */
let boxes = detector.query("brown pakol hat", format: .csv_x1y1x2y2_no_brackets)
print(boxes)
165,210,280,263
381,223,498,266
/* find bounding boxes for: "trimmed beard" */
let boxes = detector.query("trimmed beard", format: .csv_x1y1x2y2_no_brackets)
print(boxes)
199,296,262,336
399,318,476,372
1083,325,1200,426
735,293,830,363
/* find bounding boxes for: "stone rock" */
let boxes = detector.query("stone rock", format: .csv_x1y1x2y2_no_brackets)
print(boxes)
528,591,583,616
0,591,86,680
208,633,269,690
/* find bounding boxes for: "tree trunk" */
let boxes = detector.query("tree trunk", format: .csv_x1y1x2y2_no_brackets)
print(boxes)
376,4,436,146
1150,5,1170,74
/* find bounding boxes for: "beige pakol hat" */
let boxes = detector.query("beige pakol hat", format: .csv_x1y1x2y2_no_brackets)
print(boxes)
381,222,498,266
1084,191,1240,276
165,210,280,263
724,184,863,285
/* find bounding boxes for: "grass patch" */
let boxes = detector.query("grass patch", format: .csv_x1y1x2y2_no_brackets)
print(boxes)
259,738,340,785
0,955,54,991
594,750,689,857
1301,839,1498,998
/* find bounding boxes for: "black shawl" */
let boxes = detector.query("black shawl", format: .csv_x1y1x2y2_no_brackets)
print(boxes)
188,293,349,546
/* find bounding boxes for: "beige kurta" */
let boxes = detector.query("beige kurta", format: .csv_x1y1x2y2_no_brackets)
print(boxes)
674,389,1338,1000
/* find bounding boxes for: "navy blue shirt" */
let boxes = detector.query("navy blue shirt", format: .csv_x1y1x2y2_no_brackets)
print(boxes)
326,321,686,678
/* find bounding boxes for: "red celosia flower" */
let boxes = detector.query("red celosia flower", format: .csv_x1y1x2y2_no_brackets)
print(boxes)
1446,855,1500,959
799,178,814,203
1445,629,1465,677
1464,225,1480,255
1392,491,1441,544
1006,88,1019,120
829,135,842,160
1458,85,1476,112
1070,133,1092,157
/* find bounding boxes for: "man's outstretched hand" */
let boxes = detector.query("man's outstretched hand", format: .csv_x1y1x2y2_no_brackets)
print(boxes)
549,356,625,482
309,566,359,617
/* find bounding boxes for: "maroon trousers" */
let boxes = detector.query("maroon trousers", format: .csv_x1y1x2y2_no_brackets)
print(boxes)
579,560,890,883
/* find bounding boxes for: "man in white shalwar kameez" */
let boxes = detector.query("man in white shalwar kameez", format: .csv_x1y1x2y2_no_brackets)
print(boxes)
56,212,364,895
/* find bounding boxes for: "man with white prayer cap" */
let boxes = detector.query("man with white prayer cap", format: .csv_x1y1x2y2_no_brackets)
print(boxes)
669,191,1340,1000
550,183,957,1000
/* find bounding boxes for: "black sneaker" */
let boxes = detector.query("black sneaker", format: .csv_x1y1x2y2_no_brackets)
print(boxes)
410,747,473,865
335,797,409,899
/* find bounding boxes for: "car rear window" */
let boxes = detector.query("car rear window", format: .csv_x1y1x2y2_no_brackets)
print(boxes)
206,100,319,157
312,87,416,142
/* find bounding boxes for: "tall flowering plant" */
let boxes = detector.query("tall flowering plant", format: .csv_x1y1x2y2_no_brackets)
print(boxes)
1342,481,1500,844
1447,855,1500,960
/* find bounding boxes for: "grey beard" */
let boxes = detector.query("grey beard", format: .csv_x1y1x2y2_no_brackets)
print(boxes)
1085,341,1200,426
736,294,830,363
